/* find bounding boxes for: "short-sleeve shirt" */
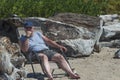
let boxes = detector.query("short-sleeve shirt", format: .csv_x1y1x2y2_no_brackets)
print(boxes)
20,31,49,52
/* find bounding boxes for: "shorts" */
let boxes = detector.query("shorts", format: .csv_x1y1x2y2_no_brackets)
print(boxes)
34,49,57,60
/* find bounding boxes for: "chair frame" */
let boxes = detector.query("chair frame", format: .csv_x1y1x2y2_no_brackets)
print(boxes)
16,28,64,76
25,51,39,77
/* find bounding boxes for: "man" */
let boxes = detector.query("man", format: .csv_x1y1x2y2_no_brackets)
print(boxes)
19,21,80,80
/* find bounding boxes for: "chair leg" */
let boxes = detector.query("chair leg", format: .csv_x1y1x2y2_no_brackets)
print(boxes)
30,62,36,77
23,61,27,67
51,69,55,75
28,55,36,77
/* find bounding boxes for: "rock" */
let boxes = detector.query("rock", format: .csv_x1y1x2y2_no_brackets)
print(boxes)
99,14,120,48
0,37,26,68
100,23,120,41
0,45,13,75
100,39,120,48
114,49,120,59
49,13,100,27
0,13,102,57
0,37,27,80
23,13,101,57
99,14,119,26
0,16,23,43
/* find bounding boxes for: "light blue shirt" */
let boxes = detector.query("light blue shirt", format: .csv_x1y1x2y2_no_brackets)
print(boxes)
20,31,49,52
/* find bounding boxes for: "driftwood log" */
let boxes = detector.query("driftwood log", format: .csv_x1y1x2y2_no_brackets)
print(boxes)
0,37,27,80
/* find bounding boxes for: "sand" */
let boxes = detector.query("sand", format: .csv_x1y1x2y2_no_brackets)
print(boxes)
25,47,120,80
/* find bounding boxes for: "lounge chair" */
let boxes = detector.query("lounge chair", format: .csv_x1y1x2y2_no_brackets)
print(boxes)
17,27,71,77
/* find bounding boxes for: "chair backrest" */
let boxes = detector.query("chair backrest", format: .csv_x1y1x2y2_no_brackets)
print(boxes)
17,27,42,37
18,20,62,77
17,27,42,59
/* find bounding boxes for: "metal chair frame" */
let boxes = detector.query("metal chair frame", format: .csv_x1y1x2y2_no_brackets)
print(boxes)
17,27,74,78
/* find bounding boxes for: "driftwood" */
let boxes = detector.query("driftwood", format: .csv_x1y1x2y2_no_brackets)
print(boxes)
0,37,27,80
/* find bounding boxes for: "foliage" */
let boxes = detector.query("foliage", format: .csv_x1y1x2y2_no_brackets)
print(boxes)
0,0,119,19
107,0,120,14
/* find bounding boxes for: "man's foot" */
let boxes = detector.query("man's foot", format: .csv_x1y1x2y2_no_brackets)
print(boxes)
69,73,80,79
47,77,53,80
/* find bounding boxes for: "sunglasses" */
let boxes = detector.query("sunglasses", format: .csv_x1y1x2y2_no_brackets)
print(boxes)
25,27,32,29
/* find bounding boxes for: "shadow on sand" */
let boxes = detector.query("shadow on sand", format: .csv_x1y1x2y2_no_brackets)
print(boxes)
27,72,46,80
27,72,67,80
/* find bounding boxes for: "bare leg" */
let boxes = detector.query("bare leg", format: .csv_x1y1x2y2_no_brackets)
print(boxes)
51,53,80,79
38,53,53,80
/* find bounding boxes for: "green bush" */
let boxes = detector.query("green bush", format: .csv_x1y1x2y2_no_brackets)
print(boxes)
0,0,119,19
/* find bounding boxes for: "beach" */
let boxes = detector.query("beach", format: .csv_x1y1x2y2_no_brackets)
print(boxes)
25,47,120,80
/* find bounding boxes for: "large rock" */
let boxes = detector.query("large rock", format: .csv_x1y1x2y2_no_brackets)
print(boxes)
99,14,120,48
23,13,101,57
0,16,23,43
100,23,120,41
0,13,102,57
99,14,119,26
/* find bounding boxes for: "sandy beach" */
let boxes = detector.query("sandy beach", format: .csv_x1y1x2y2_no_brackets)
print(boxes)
25,47,120,80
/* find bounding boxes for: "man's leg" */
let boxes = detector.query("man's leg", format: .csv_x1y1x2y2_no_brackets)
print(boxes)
51,53,80,79
38,53,53,80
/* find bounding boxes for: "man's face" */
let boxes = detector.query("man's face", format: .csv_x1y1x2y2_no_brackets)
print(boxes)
25,26,34,33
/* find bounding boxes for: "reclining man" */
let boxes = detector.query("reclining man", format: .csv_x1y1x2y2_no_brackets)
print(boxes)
19,21,80,80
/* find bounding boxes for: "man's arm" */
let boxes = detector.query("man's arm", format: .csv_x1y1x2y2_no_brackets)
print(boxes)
19,37,29,52
19,31,32,52
41,35,67,52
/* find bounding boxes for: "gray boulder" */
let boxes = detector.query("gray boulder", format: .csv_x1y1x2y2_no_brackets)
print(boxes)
100,23,120,41
23,13,101,57
0,13,102,57
99,14,120,48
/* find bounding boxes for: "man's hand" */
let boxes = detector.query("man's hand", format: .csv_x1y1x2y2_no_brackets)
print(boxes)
59,46,67,52
26,31,32,37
